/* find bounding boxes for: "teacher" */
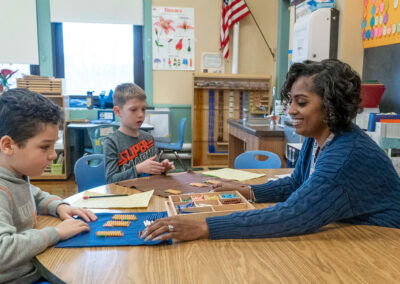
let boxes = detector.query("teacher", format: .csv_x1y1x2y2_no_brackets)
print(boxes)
141,59,400,242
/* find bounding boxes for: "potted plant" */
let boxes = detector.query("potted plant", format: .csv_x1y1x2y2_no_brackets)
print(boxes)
0,69,18,93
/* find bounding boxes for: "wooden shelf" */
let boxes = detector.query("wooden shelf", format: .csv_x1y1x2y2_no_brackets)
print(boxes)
194,86,269,91
31,173,68,180
193,73,271,79
18,75,70,180
192,74,272,168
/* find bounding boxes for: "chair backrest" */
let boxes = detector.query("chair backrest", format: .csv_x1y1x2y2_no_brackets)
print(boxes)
176,117,187,148
234,150,281,169
74,154,106,192
87,125,118,154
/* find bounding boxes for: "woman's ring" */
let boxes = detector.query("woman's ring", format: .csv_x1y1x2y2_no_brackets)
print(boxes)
168,224,174,233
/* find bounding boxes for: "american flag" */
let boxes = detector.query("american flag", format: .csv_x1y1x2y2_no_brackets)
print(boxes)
220,0,251,60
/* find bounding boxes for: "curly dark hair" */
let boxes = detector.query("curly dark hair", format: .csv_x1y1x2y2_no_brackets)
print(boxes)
0,88,64,147
280,59,361,133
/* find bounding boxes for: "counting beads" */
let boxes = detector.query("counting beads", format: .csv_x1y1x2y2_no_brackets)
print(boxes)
205,180,220,185
96,231,124,237
221,198,242,204
192,195,204,201
112,214,137,221
221,194,237,199
164,189,182,194
103,221,130,227
205,194,219,200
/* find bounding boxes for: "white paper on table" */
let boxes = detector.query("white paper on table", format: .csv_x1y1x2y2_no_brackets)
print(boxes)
71,190,154,208
201,168,265,181
268,174,291,181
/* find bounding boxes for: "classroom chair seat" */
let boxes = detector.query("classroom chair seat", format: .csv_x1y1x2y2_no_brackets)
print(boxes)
85,124,119,154
74,154,106,192
156,117,188,171
234,150,281,169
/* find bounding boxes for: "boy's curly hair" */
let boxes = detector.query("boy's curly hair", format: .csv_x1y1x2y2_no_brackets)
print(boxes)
0,88,64,147
280,59,362,133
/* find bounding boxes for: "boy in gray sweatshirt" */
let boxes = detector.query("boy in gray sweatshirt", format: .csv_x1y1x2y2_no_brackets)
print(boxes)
0,89,97,283
104,83,174,184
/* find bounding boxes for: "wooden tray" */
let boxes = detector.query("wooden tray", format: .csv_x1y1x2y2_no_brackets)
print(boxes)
165,190,255,221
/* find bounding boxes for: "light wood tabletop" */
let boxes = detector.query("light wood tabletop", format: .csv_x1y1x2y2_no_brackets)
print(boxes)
34,169,400,283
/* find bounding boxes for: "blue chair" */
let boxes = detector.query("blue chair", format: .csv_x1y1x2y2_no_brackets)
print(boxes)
85,124,119,154
234,150,281,169
156,117,188,171
74,154,106,192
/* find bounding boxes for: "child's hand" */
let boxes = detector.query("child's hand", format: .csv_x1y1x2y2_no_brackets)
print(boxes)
136,155,165,175
55,219,90,240
161,159,175,172
56,204,97,222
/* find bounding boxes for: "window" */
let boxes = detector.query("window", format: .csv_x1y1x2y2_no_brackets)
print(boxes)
0,64,31,89
62,22,134,95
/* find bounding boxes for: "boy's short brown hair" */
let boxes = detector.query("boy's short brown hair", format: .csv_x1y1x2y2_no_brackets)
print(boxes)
113,83,146,107
0,88,63,147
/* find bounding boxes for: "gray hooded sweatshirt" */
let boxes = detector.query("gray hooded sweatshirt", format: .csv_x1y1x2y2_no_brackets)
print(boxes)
0,166,62,284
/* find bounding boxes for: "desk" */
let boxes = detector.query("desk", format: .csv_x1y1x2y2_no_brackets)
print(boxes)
228,119,286,167
35,169,400,283
66,122,155,166
67,122,154,131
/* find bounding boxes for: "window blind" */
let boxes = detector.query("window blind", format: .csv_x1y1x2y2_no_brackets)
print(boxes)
50,0,143,25
0,0,39,64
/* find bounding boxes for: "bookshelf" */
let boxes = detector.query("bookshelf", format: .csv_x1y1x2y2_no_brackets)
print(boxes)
192,73,272,168
17,76,70,180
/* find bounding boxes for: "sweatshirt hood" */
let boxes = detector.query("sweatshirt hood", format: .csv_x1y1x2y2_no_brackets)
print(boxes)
0,166,28,186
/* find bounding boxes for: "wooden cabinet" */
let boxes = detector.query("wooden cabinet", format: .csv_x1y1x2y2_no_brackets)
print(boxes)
17,76,70,180
192,73,272,168
227,119,286,168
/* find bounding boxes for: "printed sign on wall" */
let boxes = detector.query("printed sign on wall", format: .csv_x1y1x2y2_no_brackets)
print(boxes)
152,7,195,70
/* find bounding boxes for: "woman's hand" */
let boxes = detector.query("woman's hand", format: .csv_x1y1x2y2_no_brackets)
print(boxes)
140,216,209,241
56,204,97,222
212,182,252,200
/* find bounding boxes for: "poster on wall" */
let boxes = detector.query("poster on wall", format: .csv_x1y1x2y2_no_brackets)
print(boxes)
363,0,400,48
152,7,195,71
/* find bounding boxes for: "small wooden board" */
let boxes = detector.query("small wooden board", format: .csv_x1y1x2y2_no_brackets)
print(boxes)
116,171,226,197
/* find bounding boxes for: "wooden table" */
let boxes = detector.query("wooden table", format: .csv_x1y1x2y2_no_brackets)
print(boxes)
35,169,400,283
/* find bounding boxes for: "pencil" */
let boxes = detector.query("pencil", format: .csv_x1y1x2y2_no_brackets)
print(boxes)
83,194,128,199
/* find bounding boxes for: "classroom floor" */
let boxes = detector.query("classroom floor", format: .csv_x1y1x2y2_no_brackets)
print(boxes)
31,176,78,199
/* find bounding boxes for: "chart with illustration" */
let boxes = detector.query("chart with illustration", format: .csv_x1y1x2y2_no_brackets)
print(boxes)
152,6,195,70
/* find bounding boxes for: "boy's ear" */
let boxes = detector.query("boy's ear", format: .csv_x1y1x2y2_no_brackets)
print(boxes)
113,105,121,117
0,136,16,155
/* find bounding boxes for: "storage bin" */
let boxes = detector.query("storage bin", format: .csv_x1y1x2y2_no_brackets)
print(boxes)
51,164,63,175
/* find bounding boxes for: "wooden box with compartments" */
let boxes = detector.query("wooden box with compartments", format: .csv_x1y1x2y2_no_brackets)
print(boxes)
165,191,255,221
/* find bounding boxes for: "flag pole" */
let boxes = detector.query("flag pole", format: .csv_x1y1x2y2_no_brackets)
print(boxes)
232,22,239,74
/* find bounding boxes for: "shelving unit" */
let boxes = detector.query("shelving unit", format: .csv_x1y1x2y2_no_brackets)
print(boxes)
192,73,271,168
17,76,70,180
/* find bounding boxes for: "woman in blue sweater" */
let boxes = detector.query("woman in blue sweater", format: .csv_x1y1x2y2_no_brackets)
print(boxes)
141,59,400,242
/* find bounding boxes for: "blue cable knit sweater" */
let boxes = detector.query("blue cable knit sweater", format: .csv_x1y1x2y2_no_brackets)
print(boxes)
206,124,400,239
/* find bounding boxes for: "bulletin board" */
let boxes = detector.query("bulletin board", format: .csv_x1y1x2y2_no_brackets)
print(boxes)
145,110,171,142
363,0,400,48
